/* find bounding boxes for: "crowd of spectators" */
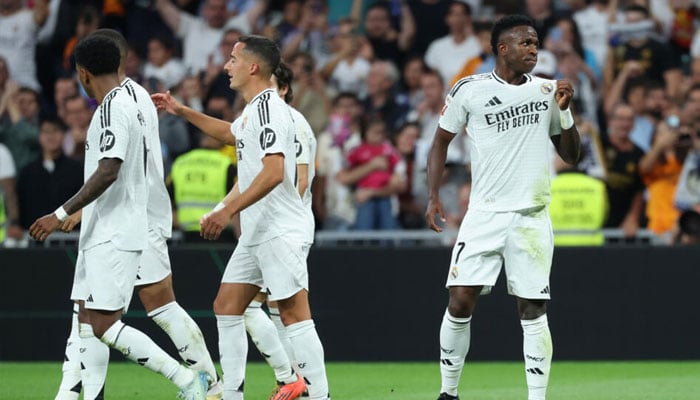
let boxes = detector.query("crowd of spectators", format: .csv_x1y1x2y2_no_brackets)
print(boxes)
2,0,700,246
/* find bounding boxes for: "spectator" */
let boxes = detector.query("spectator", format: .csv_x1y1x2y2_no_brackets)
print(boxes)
546,15,601,85
396,55,426,111
202,28,242,104
362,60,409,132
0,141,21,244
60,4,100,77
411,69,469,211
604,4,683,102
638,118,691,238
143,35,187,94
61,94,91,161
424,1,480,86
0,86,41,172
320,17,372,96
392,122,424,229
363,2,415,66
602,103,646,237
315,92,363,230
16,116,82,230
605,76,655,152
124,44,145,84
674,90,700,213
407,0,451,56
338,117,405,230
154,0,268,75
523,0,560,43
288,51,330,134
0,0,48,91
279,0,332,64
167,133,236,240
53,75,79,121
552,44,599,124
674,210,700,245
573,0,613,70
450,21,496,86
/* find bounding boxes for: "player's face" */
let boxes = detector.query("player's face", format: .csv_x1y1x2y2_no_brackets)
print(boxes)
224,42,250,90
500,26,539,74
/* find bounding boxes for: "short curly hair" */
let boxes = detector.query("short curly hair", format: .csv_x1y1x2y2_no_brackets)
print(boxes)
74,34,121,76
491,14,536,56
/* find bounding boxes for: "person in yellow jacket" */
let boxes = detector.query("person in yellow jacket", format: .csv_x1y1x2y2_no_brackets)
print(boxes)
550,169,608,246
167,133,236,237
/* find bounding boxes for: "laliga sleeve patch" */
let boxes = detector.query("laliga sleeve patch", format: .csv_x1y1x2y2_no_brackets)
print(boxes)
99,129,116,152
259,127,277,150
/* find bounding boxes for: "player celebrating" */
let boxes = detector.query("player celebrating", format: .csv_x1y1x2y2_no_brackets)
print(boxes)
425,15,580,400
29,35,208,400
52,29,222,400
152,35,329,400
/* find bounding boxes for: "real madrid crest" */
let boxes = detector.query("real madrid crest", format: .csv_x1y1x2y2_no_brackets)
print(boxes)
540,82,554,94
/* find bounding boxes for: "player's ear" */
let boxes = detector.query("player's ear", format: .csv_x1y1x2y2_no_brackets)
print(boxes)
250,62,259,76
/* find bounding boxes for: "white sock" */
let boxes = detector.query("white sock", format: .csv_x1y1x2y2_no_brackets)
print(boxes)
55,305,82,400
286,320,329,400
149,301,218,383
521,314,552,400
439,310,471,397
268,306,295,364
216,315,246,400
100,320,195,389
244,302,295,384
79,323,110,400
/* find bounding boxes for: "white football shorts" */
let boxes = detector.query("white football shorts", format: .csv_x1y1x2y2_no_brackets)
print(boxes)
222,236,310,301
70,241,141,312
446,206,553,299
134,229,171,286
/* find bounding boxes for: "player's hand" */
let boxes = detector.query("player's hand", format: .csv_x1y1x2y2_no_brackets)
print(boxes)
200,209,233,241
29,213,61,242
151,90,183,116
59,210,82,232
7,224,23,240
555,80,574,110
425,198,447,233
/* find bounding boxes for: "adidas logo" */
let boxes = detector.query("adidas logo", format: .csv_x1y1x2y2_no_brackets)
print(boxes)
484,96,502,107
526,367,545,375
86,294,94,302
540,286,550,294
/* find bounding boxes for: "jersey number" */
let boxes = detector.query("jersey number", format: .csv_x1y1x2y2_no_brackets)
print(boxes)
454,241,466,264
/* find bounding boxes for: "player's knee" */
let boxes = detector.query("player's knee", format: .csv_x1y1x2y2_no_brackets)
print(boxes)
447,287,478,317
518,299,547,320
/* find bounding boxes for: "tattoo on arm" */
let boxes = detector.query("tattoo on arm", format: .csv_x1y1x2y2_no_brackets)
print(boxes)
63,158,122,215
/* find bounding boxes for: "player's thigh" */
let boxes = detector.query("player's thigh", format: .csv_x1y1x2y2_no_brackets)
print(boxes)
221,244,264,288
135,230,171,288
447,209,508,290
253,237,309,302
81,242,140,313
504,206,553,300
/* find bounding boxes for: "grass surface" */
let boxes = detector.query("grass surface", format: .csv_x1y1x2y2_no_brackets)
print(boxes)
1,361,699,399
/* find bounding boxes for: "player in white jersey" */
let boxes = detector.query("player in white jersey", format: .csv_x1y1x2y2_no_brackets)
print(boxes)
425,15,581,400
152,35,329,400
51,29,222,400
29,34,208,400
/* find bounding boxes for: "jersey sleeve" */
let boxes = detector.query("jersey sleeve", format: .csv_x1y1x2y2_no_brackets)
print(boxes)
295,118,313,166
438,84,469,135
97,100,132,161
256,100,292,159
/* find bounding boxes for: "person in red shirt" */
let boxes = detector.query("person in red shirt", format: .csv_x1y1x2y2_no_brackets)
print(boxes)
339,117,406,229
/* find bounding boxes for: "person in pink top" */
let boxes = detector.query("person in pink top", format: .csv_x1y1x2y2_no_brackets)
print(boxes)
339,117,406,230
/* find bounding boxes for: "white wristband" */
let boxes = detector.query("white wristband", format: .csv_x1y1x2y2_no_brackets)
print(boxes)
213,202,226,212
54,206,69,222
560,108,574,130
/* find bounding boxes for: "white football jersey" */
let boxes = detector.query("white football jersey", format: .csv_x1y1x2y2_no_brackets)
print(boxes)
231,89,308,246
122,78,172,238
79,87,148,251
439,72,561,212
290,106,316,244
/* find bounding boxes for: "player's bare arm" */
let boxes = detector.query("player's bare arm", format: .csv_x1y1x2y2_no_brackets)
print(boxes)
425,127,455,232
200,153,285,240
551,79,581,165
59,209,83,232
29,158,122,242
151,90,235,145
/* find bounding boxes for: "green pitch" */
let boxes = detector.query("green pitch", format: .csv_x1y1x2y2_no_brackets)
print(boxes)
1,361,699,399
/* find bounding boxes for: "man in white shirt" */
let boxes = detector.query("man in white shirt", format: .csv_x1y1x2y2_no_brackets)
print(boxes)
425,15,580,400
154,0,269,75
29,34,208,400
152,35,329,400
424,1,481,87
52,29,222,400
0,0,48,91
